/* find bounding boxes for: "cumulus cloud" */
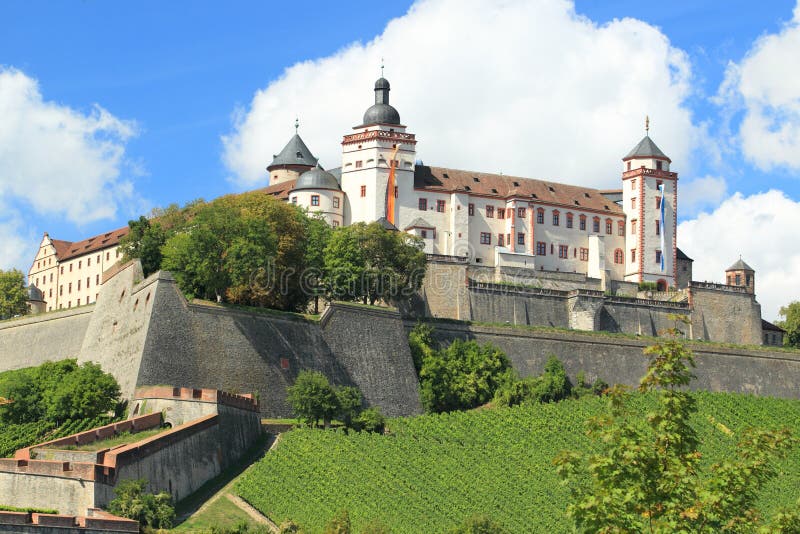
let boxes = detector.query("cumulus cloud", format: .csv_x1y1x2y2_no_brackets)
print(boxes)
0,67,137,223
678,190,800,321
223,0,697,189
679,175,728,216
716,3,800,170
0,205,34,271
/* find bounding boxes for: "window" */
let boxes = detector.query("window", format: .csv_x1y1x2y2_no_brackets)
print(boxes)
592,217,600,233
421,230,428,238
656,196,662,209
360,185,366,197
116,250,120,258
605,219,612,234
614,248,624,264
290,196,297,204
518,233,525,245
536,241,546,255
332,220,340,227
77,280,81,290
419,198,427,211
631,178,636,188
497,208,505,219
97,254,100,263
486,206,494,218
394,186,398,198
49,273,53,282
553,211,560,226
566,213,573,228
87,257,91,267
735,274,741,285
580,248,589,261
78,260,81,269
579,215,586,231
655,220,661,235
355,160,363,168
311,195,320,206
60,266,64,274
69,264,73,272
49,288,52,298
518,207,526,219
333,197,340,208
631,249,637,263
68,282,72,294
86,277,90,288
468,203,474,216
655,250,662,264
498,234,504,247
618,221,625,236
506,234,510,245
60,285,63,296
631,219,637,234
480,232,491,245
77,298,80,306
558,245,568,258
96,274,99,285
631,197,637,209
656,160,662,170
536,209,544,224
106,252,110,261
437,200,446,213
627,162,632,171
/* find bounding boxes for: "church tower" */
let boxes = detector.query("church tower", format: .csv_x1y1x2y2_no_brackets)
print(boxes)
267,121,318,185
621,120,678,290
340,75,416,226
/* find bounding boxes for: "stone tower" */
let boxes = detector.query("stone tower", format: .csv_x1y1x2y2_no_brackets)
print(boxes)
267,124,318,185
726,258,755,294
340,76,416,226
621,123,678,290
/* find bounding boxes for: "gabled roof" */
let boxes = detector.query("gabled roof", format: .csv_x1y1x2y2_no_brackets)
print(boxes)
676,248,693,262
414,166,624,215
51,239,73,259
59,227,130,261
727,258,754,272
256,179,296,200
762,319,786,333
268,134,318,169
404,217,435,230
375,217,398,231
623,135,670,162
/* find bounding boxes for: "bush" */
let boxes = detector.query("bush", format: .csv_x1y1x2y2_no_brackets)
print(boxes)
354,407,385,433
336,386,363,430
448,514,508,533
107,478,175,530
287,371,339,427
408,322,435,375
279,520,305,533
323,509,351,534
492,356,573,407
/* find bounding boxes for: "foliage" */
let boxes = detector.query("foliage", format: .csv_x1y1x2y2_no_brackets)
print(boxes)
353,407,385,434
0,360,120,425
287,371,340,427
119,216,167,277
0,268,28,319
0,505,59,514
107,478,175,530
638,281,659,291
408,322,435,375
278,520,306,533
323,509,351,534
323,222,425,305
209,521,272,534
359,519,392,533
776,300,800,348
235,392,800,534
447,514,508,534
336,386,363,429
419,339,515,413
554,330,797,533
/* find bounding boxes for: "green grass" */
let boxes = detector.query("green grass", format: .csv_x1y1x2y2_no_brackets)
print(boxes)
42,428,165,451
235,392,800,534
172,494,258,532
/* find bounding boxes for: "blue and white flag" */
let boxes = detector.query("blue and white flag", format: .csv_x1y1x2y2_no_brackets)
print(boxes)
659,183,666,272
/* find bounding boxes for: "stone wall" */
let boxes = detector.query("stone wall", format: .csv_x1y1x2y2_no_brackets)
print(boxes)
424,320,800,399
599,298,689,336
689,283,762,345
467,284,570,328
0,307,92,372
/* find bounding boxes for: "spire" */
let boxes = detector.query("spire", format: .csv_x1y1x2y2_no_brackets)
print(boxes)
645,115,650,135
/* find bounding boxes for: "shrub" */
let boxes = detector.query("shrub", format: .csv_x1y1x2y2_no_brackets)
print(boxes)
287,371,339,427
107,478,175,530
336,386,363,430
278,520,305,533
354,407,385,434
448,514,508,533
408,322,435,375
323,509,351,534
492,356,573,407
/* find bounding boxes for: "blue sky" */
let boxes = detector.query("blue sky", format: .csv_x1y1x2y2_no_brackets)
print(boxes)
1,0,799,320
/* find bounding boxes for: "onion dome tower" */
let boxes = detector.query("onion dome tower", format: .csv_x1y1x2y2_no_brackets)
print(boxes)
360,77,401,126
267,120,318,185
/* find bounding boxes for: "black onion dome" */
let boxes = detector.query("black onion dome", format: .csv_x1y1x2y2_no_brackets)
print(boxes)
361,77,401,126
293,164,341,191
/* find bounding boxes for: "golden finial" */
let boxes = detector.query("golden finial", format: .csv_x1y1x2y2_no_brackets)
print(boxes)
645,115,650,135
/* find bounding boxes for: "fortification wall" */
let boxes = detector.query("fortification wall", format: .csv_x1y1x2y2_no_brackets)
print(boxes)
0,307,92,372
424,321,800,399
689,284,762,345
468,286,570,328
0,467,101,516
599,298,689,336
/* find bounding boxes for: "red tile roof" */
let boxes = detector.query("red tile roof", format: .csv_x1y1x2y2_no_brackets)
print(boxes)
57,226,129,261
414,166,624,215
50,239,73,259
254,179,296,200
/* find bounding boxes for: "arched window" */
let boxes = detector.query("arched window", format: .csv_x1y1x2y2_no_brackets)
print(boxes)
605,218,612,234
592,217,600,233
536,208,545,224
579,214,587,231
617,221,624,236
657,279,667,291
552,210,560,226
614,248,624,264
566,212,574,228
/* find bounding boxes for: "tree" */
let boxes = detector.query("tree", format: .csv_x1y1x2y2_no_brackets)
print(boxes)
354,407,386,434
0,269,28,319
555,327,797,533
775,300,800,348
408,322,435,375
118,216,167,277
287,371,340,427
419,339,515,413
107,478,175,530
336,386,363,429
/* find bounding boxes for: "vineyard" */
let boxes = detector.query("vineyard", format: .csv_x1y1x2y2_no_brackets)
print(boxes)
236,392,800,533
0,416,120,458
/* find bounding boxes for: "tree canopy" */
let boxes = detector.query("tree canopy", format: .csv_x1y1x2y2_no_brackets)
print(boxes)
0,269,28,319
776,301,800,348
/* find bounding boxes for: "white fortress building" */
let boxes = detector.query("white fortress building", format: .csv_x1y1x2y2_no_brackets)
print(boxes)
262,76,678,291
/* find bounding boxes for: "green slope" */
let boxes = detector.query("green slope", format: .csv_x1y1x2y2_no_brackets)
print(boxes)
236,392,800,534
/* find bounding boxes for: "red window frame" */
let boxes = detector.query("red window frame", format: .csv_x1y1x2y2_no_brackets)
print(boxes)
486,206,494,218
437,200,446,213
360,185,366,197
480,232,492,245
536,241,546,255
558,245,568,258
419,198,427,210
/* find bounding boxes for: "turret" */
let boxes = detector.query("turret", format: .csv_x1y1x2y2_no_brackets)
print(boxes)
267,121,318,185
288,164,344,227
726,258,755,294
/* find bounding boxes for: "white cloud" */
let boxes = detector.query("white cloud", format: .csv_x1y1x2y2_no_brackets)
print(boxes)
678,190,800,321
679,175,728,216
0,67,138,223
223,0,697,189
716,4,800,170
0,205,34,272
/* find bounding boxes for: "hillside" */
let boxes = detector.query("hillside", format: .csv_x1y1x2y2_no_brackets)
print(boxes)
236,392,800,533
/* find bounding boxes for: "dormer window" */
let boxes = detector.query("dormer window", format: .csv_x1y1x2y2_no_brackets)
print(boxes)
473,177,480,182
548,186,555,192
296,152,303,159
513,181,520,187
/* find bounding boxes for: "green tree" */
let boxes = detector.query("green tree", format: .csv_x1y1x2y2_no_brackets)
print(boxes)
323,509,351,534
408,322,435,375
419,339,515,413
555,328,797,533
0,269,28,319
336,386,363,430
354,407,386,434
775,300,800,348
287,371,340,427
107,478,175,530
118,216,167,277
